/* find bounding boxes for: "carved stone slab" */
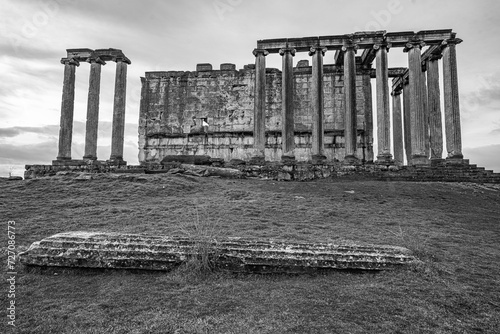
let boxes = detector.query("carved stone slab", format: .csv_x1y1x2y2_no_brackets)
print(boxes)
19,232,416,273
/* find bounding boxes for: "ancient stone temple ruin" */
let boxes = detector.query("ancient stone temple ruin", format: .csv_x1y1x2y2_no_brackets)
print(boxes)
53,48,131,165
139,29,463,166
25,29,500,182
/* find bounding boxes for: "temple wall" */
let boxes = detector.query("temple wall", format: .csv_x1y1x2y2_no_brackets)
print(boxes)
139,63,373,163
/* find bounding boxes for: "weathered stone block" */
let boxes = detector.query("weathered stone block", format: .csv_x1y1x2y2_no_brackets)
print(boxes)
220,63,236,71
196,63,213,72
19,232,416,273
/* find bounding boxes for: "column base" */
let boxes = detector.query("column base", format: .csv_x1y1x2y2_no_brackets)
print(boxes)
343,155,360,165
445,157,468,165
281,155,296,164
430,158,445,167
375,154,394,165
249,156,266,165
392,159,404,166
56,156,72,161
107,158,127,166
446,152,464,160
410,155,430,166
83,155,97,161
311,154,327,164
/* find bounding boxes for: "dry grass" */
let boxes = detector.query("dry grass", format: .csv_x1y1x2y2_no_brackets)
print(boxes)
173,205,224,281
1,175,499,333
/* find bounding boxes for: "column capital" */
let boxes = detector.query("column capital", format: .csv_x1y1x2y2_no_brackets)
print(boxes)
279,48,296,56
341,44,358,53
60,57,80,66
308,46,327,56
87,56,106,65
428,53,443,61
112,56,131,64
441,38,463,48
403,40,426,53
253,48,269,57
373,43,392,51
391,89,402,96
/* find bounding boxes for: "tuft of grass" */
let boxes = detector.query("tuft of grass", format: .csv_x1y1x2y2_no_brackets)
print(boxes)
172,205,224,281
389,224,431,260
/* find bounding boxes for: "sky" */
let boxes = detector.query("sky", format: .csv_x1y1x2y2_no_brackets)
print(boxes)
1,0,500,175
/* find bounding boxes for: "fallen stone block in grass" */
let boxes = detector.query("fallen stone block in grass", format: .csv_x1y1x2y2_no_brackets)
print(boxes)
19,232,416,273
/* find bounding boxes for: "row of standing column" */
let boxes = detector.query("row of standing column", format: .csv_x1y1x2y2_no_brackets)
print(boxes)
391,38,463,165
56,57,129,163
253,38,463,165
253,45,360,162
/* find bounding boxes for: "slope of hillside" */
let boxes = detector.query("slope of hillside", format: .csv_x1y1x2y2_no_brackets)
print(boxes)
1,175,499,333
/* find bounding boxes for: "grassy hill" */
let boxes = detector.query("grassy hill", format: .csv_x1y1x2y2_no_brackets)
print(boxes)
1,174,499,333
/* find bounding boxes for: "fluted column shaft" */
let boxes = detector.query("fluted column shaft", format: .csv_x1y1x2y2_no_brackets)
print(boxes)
343,45,358,162
57,58,79,160
392,90,404,165
427,55,443,159
375,44,392,162
442,38,463,159
406,41,428,165
253,49,268,156
402,80,412,163
279,48,295,156
110,59,128,162
421,66,430,157
310,46,326,157
83,58,104,160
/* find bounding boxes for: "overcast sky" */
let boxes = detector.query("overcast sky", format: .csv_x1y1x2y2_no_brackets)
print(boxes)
1,0,499,172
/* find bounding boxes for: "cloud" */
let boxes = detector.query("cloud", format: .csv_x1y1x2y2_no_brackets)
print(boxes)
462,73,500,108
0,125,59,138
0,122,138,139
463,144,500,173
0,140,57,164
0,42,61,60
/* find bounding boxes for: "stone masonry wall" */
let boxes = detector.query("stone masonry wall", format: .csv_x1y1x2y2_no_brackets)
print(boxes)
139,62,374,163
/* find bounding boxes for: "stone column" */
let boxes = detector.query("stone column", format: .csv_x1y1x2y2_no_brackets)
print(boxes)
402,79,412,163
421,63,430,158
279,47,296,158
309,46,327,159
109,57,130,164
442,37,464,160
343,44,358,163
138,76,148,163
56,57,79,161
405,41,429,165
392,89,404,165
427,54,444,160
375,43,393,163
83,57,105,161
252,49,269,158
